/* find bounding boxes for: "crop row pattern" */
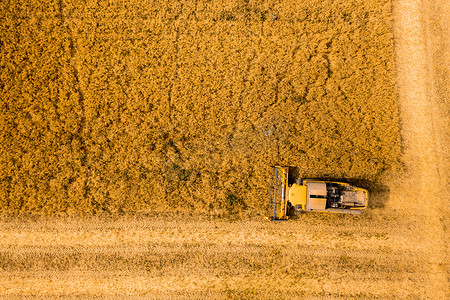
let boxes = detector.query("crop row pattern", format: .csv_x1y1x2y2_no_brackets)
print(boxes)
0,0,401,213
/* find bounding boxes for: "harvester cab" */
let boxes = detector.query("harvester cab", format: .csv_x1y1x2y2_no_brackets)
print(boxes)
268,166,369,220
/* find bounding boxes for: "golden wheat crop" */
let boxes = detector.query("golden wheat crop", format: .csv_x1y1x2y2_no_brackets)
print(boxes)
0,0,401,214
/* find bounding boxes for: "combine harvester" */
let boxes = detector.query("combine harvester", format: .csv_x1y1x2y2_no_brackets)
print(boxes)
268,166,369,221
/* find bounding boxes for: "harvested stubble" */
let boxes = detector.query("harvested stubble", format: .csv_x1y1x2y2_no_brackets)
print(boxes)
0,210,441,298
0,0,400,214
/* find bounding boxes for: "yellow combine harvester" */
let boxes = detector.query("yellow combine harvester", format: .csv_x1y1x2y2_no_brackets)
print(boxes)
268,166,369,220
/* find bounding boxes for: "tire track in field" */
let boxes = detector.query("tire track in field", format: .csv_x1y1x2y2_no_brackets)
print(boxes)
390,0,448,298
58,0,91,203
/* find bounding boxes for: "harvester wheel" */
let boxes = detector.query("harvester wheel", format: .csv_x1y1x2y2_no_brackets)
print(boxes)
286,202,292,216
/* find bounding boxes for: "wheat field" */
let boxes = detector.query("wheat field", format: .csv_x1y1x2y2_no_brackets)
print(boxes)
0,207,441,298
1,0,400,214
0,0,448,298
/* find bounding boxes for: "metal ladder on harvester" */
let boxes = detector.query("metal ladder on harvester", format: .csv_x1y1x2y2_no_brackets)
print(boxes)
268,166,289,221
